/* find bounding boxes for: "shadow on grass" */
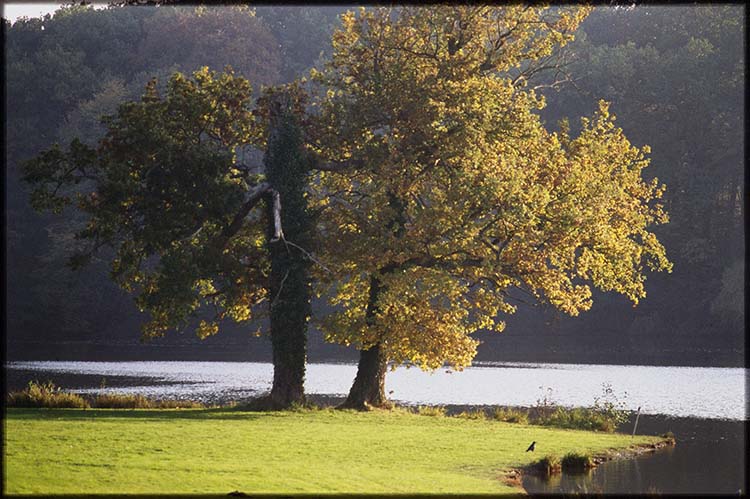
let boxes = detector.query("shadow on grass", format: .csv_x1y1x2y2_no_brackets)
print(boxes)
5,407,277,422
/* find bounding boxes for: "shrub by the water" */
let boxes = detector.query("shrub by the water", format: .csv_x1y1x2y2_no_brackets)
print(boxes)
5,382,204,409
92,393,153,409
491,407,529,424
661,431,676,445
530,384,628,432
6,381,89,409
561,452,594,473
454,409,486,420
534,455,562,476
417,405,447,417
92,393,204,409
535,406,616,432
153,398,204,409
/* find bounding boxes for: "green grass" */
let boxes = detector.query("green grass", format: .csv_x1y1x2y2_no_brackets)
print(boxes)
4,407,660,494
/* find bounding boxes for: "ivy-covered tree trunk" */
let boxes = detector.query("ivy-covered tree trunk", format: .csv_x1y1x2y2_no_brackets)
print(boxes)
341,275,391,409
264,92,312,408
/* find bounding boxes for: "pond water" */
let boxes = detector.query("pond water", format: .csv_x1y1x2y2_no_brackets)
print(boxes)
5,360,747,420
6,360,747,494
522,416,747,495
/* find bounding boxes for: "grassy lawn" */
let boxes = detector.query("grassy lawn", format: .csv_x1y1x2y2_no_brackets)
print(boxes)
4,407,660,494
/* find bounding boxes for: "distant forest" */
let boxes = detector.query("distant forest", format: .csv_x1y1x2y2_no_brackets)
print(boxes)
4,5,744,366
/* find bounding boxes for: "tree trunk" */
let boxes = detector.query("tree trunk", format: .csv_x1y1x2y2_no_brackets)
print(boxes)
341,341,389,409
341,192,406,410
261,91,312,409
340,274,391,409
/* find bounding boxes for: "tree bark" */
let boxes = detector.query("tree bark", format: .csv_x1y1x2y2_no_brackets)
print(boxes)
341,341,389,409
340,274,391,409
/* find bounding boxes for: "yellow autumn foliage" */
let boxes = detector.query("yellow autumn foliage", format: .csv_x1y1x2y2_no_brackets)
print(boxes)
309,6,671,371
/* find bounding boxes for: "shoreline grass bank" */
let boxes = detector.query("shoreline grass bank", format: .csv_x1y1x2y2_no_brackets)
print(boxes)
4,407,669,495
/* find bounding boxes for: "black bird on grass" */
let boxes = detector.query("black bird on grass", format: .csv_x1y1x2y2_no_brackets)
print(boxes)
526,441,536,452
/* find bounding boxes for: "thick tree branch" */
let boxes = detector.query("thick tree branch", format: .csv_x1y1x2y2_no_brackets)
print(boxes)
221,181,271,241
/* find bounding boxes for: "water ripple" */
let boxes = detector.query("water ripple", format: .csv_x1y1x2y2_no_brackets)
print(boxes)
6,361,747,420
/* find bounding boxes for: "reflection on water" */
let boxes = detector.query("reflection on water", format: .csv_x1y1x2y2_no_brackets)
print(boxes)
5,360,747,419
523,417,747,495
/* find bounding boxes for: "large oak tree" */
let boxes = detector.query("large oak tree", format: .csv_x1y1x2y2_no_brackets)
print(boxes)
308,6,672,408
22,68,314,408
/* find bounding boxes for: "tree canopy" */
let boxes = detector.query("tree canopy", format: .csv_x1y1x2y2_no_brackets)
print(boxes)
306,6,672,405
23,68,272,339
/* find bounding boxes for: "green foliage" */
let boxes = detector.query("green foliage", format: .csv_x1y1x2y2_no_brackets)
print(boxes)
591,382,630,428
530,384,629,432
134,6,282,85
660,431,676,446
535,407,617,433
262,89,314,402
6,4,303,345
6,381,90,409
22,68,270,340
491,407,529,424
561,452,594,473
8,4,742,365
533,455,562,476
254,6,347,82
5,382,205,409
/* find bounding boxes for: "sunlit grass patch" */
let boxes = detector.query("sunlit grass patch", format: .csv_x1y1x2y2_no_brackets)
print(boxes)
5,407,662,494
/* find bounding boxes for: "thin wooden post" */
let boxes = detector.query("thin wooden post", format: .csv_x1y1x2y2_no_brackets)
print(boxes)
632,406,641,438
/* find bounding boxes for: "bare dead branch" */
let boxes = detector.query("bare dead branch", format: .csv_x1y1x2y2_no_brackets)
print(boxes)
283,239,333,274
270,269,291,309
269,189,284,242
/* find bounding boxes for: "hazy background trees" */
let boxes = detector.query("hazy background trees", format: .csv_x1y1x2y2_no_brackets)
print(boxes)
4,4,744,365
501,5,745,365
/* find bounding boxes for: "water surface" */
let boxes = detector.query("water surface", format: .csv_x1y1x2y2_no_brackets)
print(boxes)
6,360,747,419
522,416,746,495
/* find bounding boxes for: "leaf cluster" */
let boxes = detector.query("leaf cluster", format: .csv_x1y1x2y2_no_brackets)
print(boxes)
22,68,271,339
309,6,671,371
